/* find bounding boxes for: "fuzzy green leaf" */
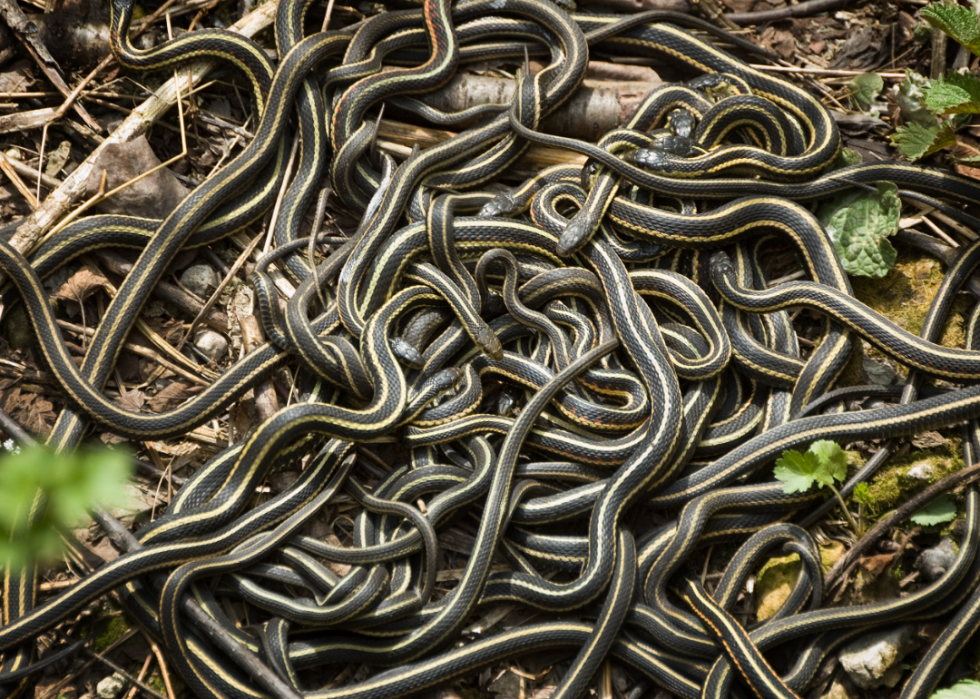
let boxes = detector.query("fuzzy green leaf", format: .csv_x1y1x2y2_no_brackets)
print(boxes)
851,72,884,110
774,450,823,494
911,495,958,526
827,147,863,172
817,182,901,278
808,440,847,484
922,3,980,56
891,120,958,161
930,679,980,699
852,482,874,506
0,445,133,567
924,71,980,114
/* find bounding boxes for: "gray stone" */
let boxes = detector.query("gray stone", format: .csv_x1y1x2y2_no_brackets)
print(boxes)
179,264,218,298
917,538,956,582
194,329,229,362
97,673,127,699
863,357,898,386
839,625,919,689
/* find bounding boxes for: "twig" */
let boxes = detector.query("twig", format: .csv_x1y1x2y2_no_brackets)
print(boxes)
147,640,177,699
123,654,154,699
0,149,38,206
747,64,906,78
175,227,264,352
728,0,852,24
82,643,169,699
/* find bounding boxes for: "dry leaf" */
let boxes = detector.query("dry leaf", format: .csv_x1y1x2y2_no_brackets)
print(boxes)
115,388,145,412
147,381,195,412
858,552,896,576
912,431,947,449
53,267,108,305
758,27,796,61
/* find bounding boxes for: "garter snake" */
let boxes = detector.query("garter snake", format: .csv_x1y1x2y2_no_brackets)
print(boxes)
7,3,980,699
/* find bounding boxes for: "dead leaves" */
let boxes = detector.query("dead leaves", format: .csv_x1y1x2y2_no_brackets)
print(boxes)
52,266,108,307
0,378,56,436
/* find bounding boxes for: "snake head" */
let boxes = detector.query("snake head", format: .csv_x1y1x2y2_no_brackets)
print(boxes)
668,108,696,140
480,194,518,217
391,337,425,370
430,367,464,394
557,216,592,256
630,148,671,171
708,251,734,280
581,161,600,188
476,323,504,361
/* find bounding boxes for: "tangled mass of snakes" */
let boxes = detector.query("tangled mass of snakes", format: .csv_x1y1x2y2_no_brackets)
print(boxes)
8,0,980,697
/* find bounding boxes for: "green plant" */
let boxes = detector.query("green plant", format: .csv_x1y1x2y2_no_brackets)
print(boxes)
911,493,958,526
816,179,901,279
930,678,980,698
852,481,874,536
774,440,862,536
891,3,980,161
0,444,132,568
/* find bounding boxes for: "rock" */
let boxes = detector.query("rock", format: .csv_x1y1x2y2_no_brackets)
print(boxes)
97,673,127,699
917,538,955,582
821,680,852,699
180,264,219,298
86,136,188,219
194,328,229,362
755,554,800,621
906,460,936,481
488,671,522,698
863,357,899,386
839,625,919,689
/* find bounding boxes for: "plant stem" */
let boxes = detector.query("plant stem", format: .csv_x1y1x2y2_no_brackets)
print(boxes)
830,484,862,537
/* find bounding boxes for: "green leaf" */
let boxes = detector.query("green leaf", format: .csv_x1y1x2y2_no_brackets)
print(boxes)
924,71,980,114
817,182,901,278
827,147,863,172
808,440,847,484
774,450,823,494
930,679,980,699
851,72,884,110
911,495,958,526
891,120,958,161
922,3,980,56
853,482,874,506
0,445,133,567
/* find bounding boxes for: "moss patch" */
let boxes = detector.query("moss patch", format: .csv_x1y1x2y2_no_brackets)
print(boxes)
93,615,130,653
756,553,801,622
861,444,962,518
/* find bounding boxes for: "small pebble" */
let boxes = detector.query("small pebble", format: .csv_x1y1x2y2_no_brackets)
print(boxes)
180,264,219,298
194,329,229,362
917,538,955,582
97,673,127,699
839,624,919,689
